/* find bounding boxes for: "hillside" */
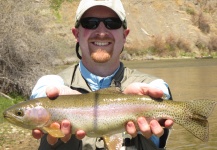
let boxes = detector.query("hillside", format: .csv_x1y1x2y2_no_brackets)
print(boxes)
122,0,217,58
55,0,217,56
0,0,217,96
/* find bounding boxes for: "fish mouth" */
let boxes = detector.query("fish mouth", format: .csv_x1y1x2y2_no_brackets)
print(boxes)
3,111,8,119
3,113,14,122
3,111,23,124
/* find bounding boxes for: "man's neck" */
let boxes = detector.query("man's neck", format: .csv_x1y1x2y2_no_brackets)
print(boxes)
81,60,120,77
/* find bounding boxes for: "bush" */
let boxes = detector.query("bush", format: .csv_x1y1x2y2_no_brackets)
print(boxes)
149,35,191,57
191,11,210,34
186,7,196,15
0,0,65,96
208,35,217,52
198,12,210,33
151,35,166,57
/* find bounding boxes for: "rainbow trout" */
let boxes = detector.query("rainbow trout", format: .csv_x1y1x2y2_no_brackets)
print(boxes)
3,87,217,148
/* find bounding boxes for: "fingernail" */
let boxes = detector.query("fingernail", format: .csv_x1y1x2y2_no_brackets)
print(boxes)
62,122,70,128
161,94,168,99
127,122,133,127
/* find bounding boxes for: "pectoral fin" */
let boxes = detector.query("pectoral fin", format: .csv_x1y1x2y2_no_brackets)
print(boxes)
42,126,65,138
103,134,123,150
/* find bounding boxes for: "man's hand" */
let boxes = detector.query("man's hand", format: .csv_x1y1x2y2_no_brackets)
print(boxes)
123,82,174,138
32,86,86,145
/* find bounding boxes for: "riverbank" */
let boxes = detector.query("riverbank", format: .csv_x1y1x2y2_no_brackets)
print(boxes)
0,97,38,150
0,122,39,150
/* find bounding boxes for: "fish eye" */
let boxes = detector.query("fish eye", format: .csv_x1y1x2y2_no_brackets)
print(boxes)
15,109,24,117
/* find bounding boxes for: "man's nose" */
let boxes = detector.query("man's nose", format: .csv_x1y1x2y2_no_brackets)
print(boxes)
95,22,108,36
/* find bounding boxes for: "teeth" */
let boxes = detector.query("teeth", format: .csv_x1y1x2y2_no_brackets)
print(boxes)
94,42,109,46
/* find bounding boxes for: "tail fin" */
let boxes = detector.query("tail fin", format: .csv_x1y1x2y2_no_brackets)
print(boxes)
178,99,216,142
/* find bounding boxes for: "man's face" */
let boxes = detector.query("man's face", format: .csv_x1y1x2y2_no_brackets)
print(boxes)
73,6,129,64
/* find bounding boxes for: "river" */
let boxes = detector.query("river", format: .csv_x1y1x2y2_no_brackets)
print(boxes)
124,58,217,150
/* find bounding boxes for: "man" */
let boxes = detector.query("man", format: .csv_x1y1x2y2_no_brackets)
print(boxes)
31,0,173,149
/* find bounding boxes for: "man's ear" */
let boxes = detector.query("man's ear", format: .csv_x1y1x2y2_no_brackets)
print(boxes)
72,28,79,42
123,29,130,40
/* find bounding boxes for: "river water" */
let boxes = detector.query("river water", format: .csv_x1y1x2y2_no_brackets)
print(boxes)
124,58,217,150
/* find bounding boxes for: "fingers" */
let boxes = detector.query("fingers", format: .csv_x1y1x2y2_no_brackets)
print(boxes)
150,120,164,137
60,120,72,143
58,86,81,95
123,82,163,99
46,121,72,145
32,121,86,146
142,87,163,99
47,122,60,145
125,121,137,138
60,120,86,142
32,129,44,139
46,120,86,145
138,118,164,138
46,86,59,100
126,117,165,139
46,86,81,100
164,119,174,128
75,130,86,140
137,117,152,138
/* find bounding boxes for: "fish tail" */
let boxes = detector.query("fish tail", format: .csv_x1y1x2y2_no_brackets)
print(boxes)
178,99,217,142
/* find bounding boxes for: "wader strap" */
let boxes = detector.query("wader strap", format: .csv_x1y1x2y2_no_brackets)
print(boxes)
112,62,125,88
69,63,90,93
168,87,173,100
70,63,79,87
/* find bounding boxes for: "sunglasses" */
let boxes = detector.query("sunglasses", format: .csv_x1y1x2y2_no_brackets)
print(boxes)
75,17,127,30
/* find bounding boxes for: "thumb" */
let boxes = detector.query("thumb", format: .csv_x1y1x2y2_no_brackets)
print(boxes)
142,87,163,99
46,86,60,100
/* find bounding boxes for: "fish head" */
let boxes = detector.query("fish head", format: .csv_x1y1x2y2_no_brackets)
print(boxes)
3,100,51,130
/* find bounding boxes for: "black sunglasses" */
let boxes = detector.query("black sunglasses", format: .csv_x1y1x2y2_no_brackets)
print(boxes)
75,17,127,30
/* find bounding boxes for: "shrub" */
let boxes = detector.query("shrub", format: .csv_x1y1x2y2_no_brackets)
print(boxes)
208,35,217,52
195,38,208,51
191,11,210,34
0,0,70,96
186,7,196,15
198,12,210,33
177,38,191,53
151,35,166,57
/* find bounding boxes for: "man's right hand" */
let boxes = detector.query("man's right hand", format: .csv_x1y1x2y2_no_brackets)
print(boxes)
31,86,86,145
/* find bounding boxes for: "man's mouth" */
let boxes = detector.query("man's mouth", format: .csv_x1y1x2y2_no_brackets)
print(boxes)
93,41,110,46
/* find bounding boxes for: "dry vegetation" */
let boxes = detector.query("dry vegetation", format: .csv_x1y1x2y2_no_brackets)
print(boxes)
124,0,217,59
0,0,77,97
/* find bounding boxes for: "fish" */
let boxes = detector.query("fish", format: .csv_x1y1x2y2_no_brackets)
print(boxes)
3,87,217,149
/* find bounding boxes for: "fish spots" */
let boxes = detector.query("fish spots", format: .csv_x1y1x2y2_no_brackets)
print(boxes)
4,88,217,142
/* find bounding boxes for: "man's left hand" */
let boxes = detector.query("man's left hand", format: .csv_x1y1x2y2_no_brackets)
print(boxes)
123,82,174,138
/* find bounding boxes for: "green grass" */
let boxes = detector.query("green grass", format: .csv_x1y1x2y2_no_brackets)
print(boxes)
0,96,24,123
0,97,13,123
